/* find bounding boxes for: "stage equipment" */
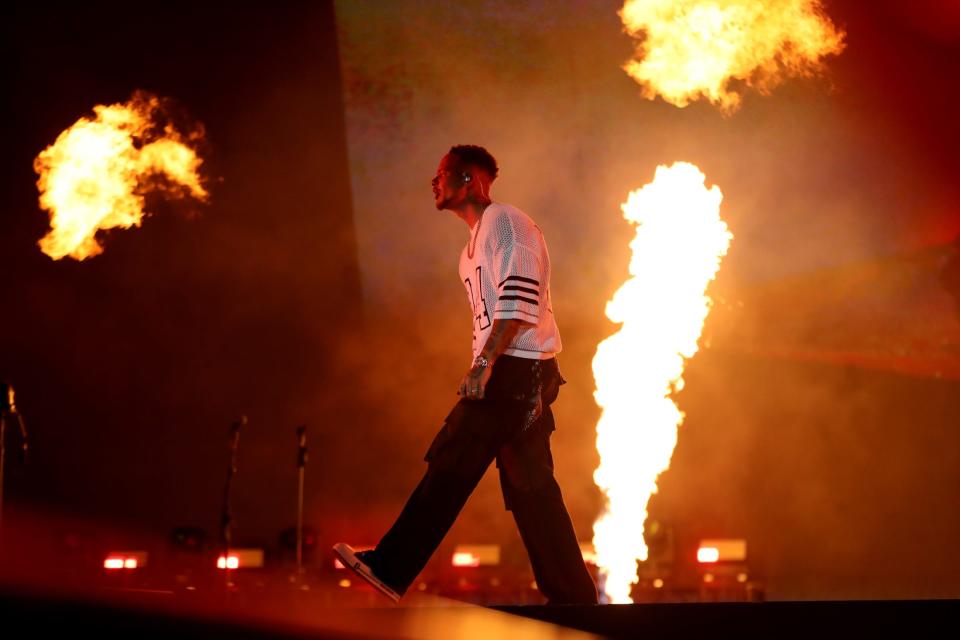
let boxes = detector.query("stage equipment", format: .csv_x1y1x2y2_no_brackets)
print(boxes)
219,415,246,587
170,526,207,552
216,548,264,570
697,539,746,564
695,538,758,602
103,551,148,570
451,544,500,568
295,425,308,580
0,382,29,534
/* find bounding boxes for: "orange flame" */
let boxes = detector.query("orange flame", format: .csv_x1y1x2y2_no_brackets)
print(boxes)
619,0,845,113
34,92,208,260
592,162,732,603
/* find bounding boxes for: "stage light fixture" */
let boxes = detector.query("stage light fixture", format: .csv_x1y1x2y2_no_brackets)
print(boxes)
697,547,720,563
451,544,500,567
103,551,147,570
452,552,480,568
216,549,263,570
697,539,746,563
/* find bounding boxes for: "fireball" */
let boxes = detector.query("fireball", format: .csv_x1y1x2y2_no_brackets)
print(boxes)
620,0,846,112
34,91,207,260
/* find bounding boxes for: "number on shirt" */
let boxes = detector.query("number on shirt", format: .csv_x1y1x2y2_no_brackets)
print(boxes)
464,266,491,333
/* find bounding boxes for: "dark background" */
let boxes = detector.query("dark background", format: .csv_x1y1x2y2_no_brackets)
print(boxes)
2,0,365,546
2,1,959,600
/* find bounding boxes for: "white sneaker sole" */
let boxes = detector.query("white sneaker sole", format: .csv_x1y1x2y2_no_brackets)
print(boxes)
332,543,402,603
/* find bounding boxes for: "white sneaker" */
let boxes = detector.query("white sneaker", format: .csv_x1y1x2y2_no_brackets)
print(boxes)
332,543,402,603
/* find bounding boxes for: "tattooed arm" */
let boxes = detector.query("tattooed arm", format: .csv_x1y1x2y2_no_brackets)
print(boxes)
459,318,528,399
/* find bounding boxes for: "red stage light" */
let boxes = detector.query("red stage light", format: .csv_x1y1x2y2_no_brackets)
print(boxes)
696,539,746,563
216,549,264,570
697,547,720,563
452,552,480,568
104,551,147,570
450,545,499,567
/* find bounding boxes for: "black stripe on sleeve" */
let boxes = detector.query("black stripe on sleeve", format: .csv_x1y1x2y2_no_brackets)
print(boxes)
499,295,539,306
502,285,539,296
498,275,540,288
495,308,539,320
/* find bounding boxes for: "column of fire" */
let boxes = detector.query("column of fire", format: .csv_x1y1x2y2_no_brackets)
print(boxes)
592,162,732,603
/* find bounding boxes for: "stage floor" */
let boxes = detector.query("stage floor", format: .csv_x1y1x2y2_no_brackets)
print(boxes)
0,581,598,640
2,578,958,639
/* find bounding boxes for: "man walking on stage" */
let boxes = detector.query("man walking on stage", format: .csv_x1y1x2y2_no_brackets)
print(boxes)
334,145,597,605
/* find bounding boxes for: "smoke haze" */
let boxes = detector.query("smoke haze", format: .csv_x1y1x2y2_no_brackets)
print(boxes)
0,0,958,601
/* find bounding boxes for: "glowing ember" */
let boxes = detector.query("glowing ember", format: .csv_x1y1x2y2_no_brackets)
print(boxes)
34,91,208,260
619,0,845,113
592,162,732,603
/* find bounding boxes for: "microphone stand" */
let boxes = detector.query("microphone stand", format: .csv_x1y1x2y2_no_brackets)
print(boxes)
295,425,308,583
220,415,245,589
0,382,28,536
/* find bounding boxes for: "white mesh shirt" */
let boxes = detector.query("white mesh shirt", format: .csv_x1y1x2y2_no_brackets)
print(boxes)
458,202,562,360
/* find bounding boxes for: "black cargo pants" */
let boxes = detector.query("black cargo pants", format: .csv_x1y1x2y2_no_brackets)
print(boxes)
372,355,598,604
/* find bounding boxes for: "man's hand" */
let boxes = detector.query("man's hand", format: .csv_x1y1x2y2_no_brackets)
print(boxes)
459,362,493,400
457,318,528,400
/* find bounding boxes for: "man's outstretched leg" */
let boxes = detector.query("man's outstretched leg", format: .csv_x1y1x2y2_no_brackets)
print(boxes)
334,399,503,599
373,461,490,590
